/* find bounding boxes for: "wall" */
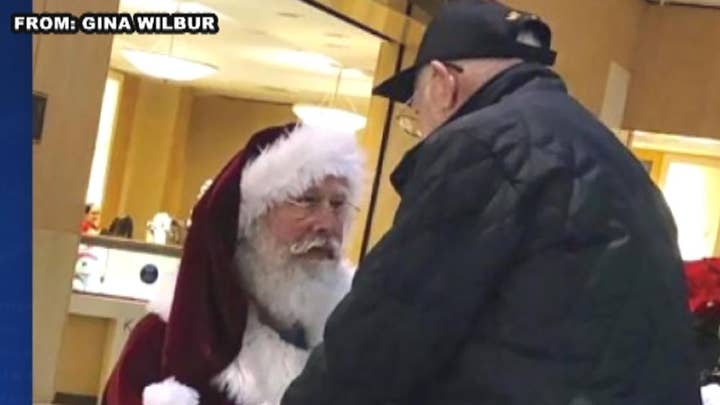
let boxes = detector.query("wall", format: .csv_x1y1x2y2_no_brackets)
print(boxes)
180,96,296,217
102,75,192,238
32,0,119,400
54,315,108,397
504,0,647,115
162,91,193,218
118,79,191,237
101,74,139,229
624,5,720,140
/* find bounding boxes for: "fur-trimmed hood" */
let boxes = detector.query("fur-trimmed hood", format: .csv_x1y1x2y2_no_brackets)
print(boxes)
239,125,365,234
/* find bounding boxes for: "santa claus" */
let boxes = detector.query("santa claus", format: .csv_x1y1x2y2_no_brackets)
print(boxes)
102,123,365,405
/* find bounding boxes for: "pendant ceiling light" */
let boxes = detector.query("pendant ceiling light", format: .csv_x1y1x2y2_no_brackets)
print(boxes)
293,66,367,133
122,2,217,82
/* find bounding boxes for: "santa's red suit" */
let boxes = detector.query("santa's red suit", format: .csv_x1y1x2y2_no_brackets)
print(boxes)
102,124,364,405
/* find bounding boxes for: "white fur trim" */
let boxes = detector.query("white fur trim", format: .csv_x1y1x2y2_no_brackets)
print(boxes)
143,377,199,405
239,125,365,233
212,307,310,405
703,384,720,405
213,260,352,404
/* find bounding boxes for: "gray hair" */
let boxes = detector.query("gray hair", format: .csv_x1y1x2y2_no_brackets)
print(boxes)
517,28,542,48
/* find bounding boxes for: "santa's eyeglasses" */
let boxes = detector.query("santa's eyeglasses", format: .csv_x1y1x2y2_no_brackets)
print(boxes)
286,194,359,218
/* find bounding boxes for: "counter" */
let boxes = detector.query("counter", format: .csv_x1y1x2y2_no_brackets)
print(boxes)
74,235,181,302
79,234,182,258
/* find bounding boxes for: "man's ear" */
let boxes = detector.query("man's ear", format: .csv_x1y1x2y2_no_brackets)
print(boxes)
428,60,457,111
428,60,449,82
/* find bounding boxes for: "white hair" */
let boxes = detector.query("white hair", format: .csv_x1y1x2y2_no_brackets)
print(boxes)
517,28,542,48
450,58,523,100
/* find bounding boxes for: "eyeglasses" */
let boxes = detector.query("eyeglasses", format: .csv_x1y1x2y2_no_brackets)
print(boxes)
395,112,423,139
286,194,359,219
393,61,465,139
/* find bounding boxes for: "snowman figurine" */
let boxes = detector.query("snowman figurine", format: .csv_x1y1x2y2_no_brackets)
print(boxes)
146,212,174,245
74,247,106,292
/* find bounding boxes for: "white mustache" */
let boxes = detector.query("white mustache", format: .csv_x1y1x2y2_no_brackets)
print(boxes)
289,235,340,256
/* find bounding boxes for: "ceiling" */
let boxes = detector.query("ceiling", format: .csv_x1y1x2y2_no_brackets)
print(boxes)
647,0,720,8
111,0,383,108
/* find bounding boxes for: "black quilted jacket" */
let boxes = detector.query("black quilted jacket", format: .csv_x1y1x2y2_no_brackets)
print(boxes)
281,63,700,405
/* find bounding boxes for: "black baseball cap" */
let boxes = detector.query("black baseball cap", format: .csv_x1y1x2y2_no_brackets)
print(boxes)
373,0,557,102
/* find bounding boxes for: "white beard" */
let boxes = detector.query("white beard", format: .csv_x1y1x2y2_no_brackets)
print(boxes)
236,220,351,346
212,222,352,405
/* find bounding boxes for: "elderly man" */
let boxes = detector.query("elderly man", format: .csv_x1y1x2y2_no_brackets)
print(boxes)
282,1,698,405
102,123,364,405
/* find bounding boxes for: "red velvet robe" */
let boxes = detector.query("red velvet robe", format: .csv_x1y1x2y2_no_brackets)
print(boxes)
102,314,236,405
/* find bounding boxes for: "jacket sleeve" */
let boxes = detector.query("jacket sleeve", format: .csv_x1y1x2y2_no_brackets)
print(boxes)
102,314,167,405
282,128,570,404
